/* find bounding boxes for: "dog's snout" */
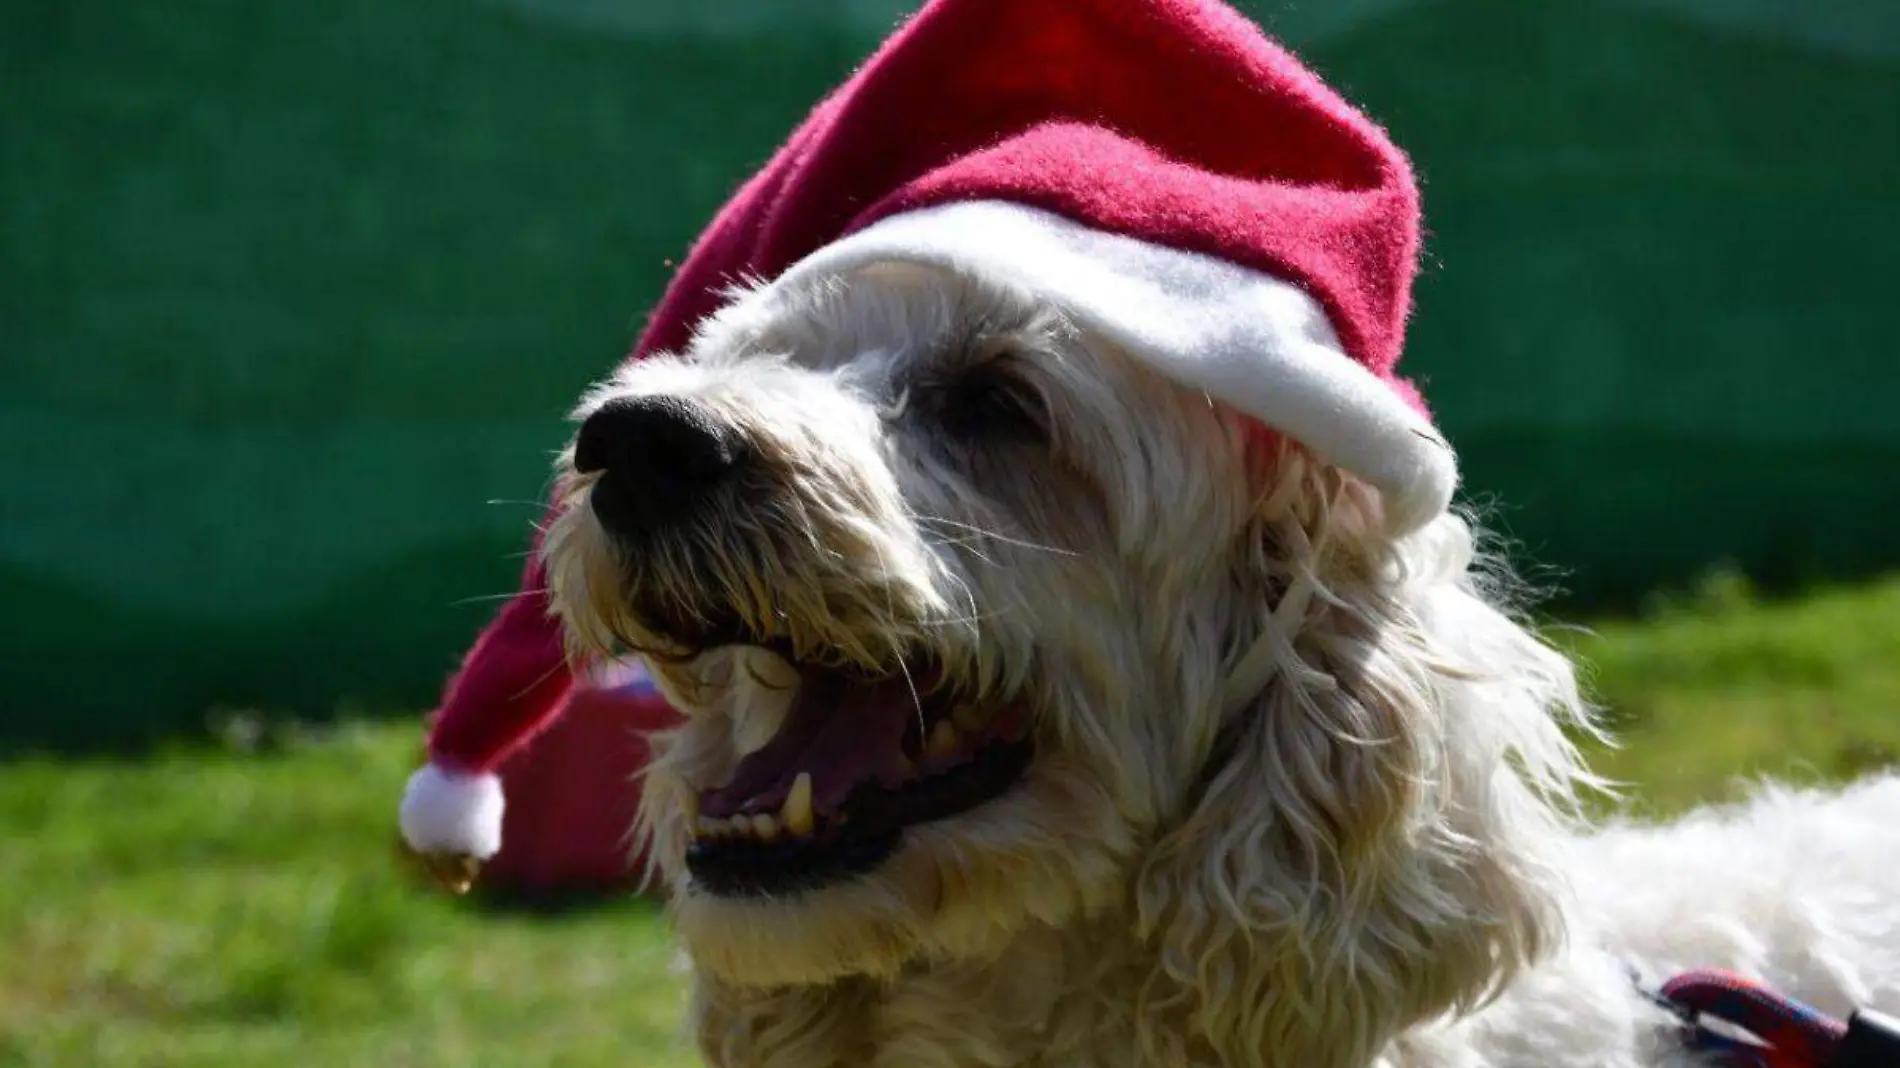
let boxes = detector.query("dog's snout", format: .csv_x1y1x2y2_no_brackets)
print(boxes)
576,395,738,538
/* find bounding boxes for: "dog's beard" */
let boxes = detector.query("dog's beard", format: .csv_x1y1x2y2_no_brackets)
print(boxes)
543,494,1140,986
543,438,1055,891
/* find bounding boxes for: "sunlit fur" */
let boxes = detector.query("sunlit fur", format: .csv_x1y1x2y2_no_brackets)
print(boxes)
539,264,1900,1067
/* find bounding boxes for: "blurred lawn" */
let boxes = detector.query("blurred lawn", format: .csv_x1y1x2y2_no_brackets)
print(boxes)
1554,571,1900,812
3,575,1897,1066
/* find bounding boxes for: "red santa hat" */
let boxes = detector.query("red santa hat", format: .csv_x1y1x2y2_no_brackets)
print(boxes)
400,0,1455,867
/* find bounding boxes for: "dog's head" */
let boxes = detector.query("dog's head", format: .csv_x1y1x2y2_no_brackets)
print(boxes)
542,262,1596,1065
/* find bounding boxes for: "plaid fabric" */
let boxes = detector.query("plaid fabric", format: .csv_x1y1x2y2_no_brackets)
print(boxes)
1648,969,1847,1068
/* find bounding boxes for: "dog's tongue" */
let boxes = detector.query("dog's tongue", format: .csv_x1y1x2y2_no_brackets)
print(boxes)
700,668,919,819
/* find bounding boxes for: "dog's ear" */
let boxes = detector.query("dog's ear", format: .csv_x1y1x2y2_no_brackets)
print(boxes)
1132,462,1591,1068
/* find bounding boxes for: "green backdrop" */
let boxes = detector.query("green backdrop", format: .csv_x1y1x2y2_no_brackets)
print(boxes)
5,0,1897,748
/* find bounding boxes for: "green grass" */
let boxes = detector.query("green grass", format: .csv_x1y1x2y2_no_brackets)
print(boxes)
1557,571,1900,813
0,727,693,1067
3,576,1898,1065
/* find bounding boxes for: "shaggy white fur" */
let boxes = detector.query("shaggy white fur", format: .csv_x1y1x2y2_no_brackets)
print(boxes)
536,261,1900,1068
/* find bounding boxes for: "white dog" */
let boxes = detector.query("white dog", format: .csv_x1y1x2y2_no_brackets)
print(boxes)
533,257,1900,1068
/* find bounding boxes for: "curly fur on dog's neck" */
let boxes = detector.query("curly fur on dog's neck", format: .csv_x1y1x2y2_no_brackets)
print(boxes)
675,454,1604,1068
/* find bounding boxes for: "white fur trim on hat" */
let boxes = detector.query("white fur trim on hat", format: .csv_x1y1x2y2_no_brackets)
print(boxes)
763,200,1458,534
399,763,505,859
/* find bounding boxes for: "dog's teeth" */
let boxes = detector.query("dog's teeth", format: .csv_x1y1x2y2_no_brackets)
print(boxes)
694,815,720,839
927,720,959,762
751,813,779,840
783,772,815,836
951,704,989,732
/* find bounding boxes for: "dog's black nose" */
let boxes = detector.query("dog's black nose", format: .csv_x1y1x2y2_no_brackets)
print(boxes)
575,395,739,539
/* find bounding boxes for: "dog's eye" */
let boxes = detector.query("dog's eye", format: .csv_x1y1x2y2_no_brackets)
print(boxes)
939,365,1049,445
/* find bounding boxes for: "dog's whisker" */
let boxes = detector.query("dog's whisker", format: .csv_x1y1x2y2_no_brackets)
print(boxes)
450,587,550,607
894,654,928,748
505,658,575,705
868,531,910,664
919,606,1014,627
934,565,990,639
916,515,1077,557
925,533,1001,567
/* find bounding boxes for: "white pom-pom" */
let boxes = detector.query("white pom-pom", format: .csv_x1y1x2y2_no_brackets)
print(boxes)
399,763,505,859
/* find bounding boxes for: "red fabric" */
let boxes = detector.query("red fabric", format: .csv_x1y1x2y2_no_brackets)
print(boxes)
426,550,571,773
481,679,682,894
424,0,1420,783
645,0,1420,387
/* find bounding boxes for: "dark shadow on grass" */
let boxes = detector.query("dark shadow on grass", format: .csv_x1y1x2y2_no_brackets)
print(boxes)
467,883,668,922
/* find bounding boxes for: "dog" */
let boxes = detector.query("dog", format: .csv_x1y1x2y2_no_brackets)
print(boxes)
537,261,1900,1068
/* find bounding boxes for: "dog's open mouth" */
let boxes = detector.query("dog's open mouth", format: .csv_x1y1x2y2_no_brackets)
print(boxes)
686,645,1033,898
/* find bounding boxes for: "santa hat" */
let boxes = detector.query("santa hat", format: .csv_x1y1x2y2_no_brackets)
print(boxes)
400,0,1455,868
